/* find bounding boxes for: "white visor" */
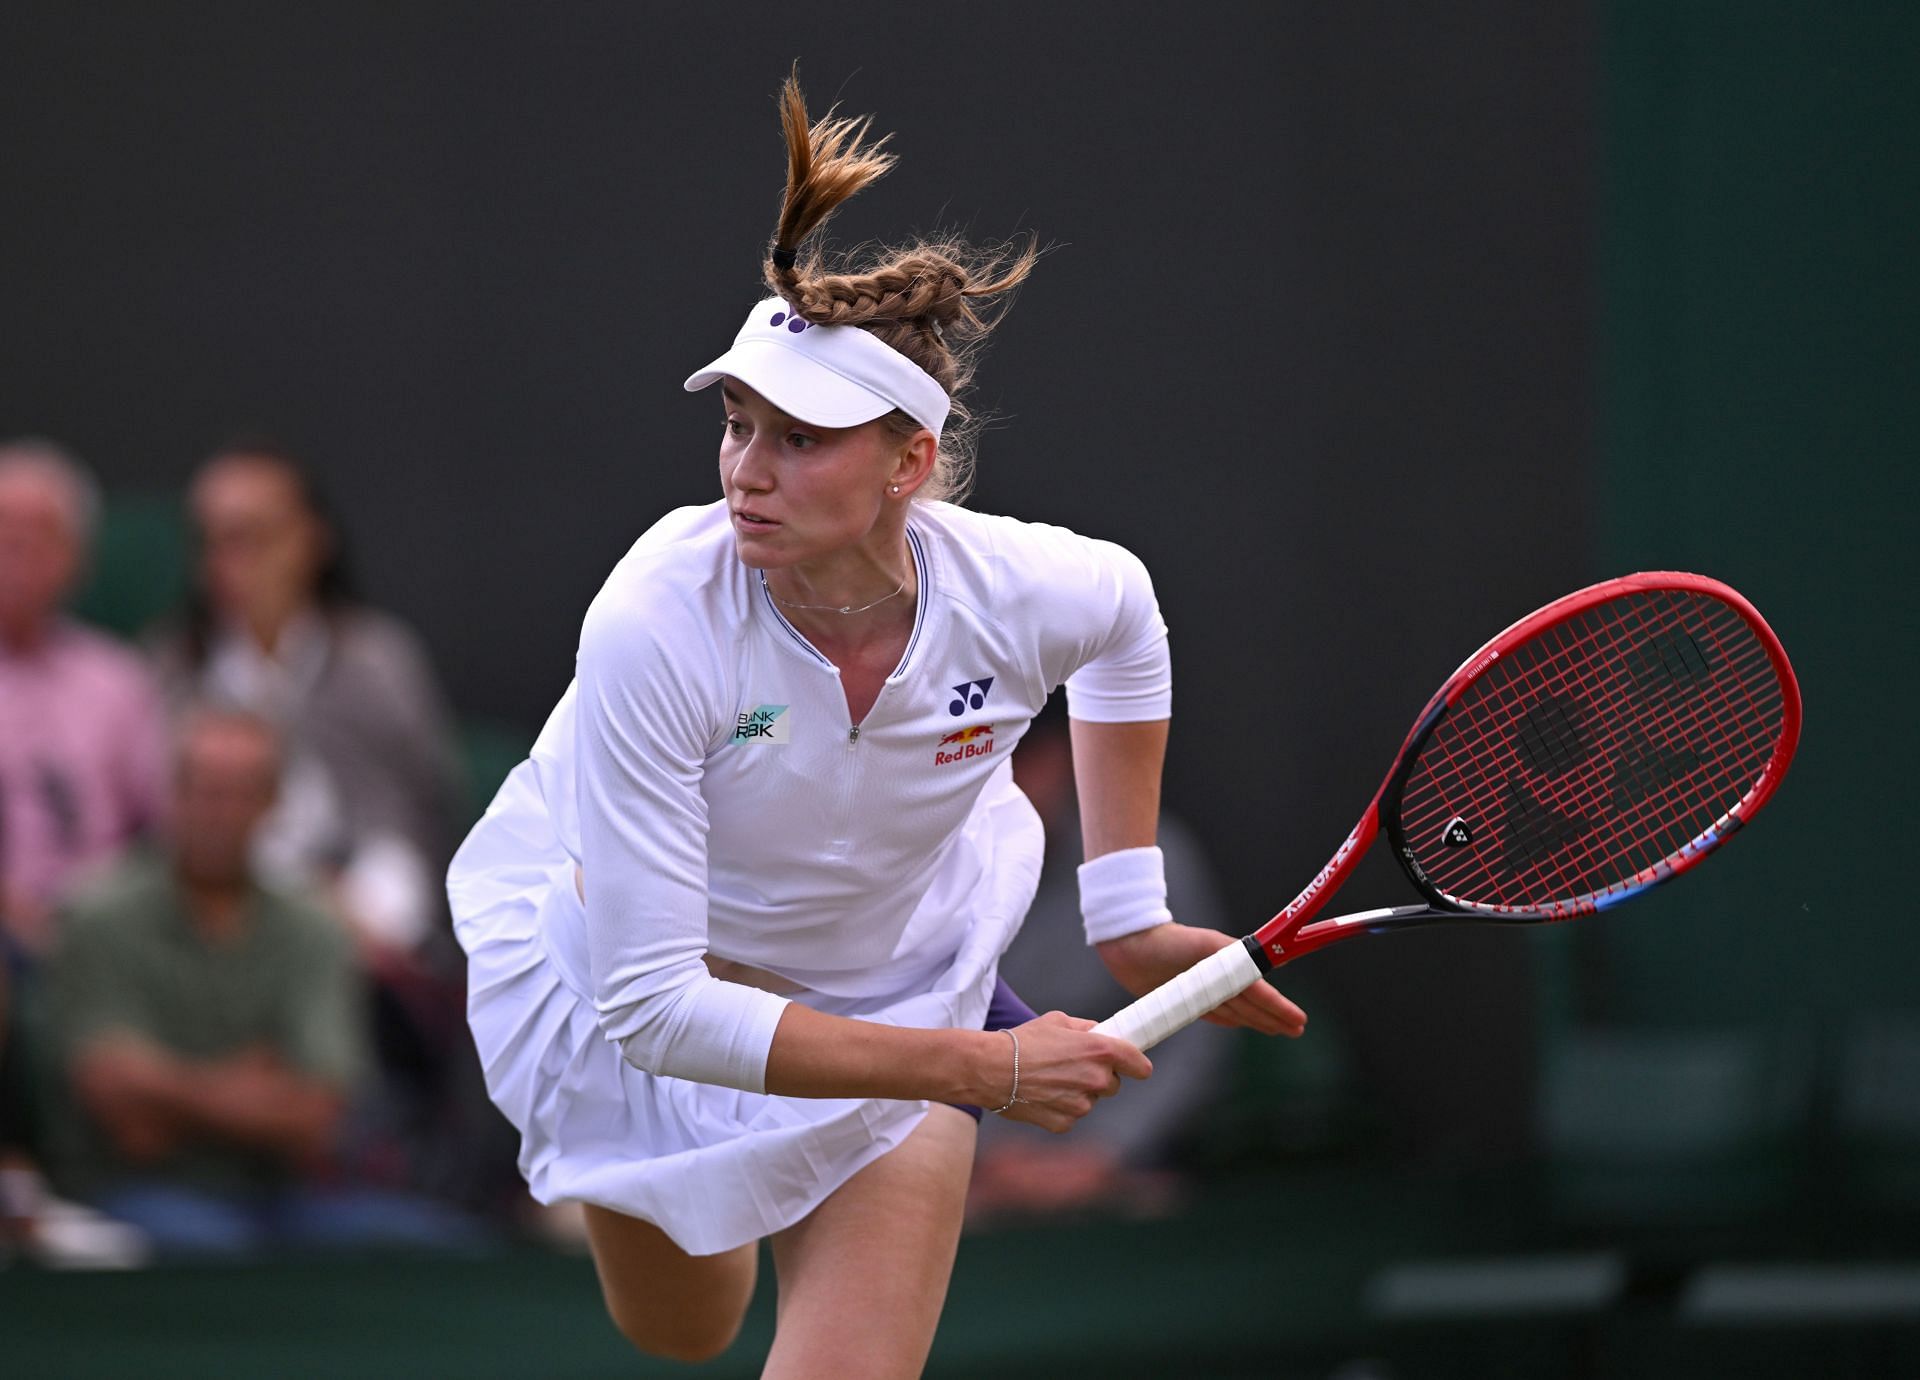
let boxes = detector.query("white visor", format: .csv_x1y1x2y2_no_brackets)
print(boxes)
683,297,951,439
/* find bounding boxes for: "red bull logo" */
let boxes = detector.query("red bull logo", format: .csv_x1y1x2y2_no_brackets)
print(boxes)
933,723,995,764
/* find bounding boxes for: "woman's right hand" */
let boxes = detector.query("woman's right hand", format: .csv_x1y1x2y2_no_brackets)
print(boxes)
992,1011,1153,1134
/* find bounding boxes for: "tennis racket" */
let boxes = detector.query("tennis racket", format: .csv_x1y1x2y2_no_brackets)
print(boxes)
1093,571,1801,1052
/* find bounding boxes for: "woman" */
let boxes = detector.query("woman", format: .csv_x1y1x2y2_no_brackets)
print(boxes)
150,443,477,1201
150,441,463,960
450,75,1305,1376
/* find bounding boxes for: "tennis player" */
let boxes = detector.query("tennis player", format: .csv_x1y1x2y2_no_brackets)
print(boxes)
449,74,1305,1376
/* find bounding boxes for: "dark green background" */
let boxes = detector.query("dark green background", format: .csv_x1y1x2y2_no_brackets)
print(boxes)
1598,1,1915,1026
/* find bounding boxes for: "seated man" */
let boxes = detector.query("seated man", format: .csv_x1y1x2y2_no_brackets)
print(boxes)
43,708,474,1256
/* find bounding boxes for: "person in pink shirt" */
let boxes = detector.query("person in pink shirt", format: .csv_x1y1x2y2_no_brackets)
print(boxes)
0,437,167,1267
0,439,168,955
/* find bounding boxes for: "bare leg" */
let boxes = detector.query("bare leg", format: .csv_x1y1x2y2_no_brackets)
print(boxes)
582,1204,758,1363
763,1105,977,1380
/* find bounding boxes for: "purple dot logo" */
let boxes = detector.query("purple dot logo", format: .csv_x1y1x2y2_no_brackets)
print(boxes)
769,304,812,333
770,310,786,327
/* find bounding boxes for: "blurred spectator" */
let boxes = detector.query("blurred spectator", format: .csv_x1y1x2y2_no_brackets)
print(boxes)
969,706,1237,1224
42,708,480,1257
1,437,167,1267
146,440,511,1213
147,440,462,963
0,438,167,956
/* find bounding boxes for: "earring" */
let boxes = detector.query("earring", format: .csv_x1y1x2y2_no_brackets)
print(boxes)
890,485,900,495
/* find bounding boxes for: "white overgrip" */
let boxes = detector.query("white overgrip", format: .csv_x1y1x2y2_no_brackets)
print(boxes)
1091,940,1264,1053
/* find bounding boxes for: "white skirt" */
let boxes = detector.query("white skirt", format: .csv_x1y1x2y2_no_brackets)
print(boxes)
449,758,1045,1257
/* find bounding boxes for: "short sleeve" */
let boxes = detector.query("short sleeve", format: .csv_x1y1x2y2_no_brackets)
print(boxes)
573,590,790,1092
1060,538,1172,723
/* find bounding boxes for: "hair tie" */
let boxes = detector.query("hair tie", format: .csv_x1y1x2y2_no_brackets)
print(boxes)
770,245,797,271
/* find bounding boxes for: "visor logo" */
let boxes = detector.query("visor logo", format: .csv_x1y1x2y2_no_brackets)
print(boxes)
769,306,813,334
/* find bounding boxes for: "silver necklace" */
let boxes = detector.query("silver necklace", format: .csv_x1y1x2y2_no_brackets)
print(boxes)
761,569,908,615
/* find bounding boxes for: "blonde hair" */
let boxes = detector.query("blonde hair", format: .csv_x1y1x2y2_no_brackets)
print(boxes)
761,70,1036,505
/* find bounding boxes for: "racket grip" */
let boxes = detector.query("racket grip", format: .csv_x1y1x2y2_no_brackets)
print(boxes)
1092,939,1264,1053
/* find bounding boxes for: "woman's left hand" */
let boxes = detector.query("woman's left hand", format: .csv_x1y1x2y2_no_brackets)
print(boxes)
1095,923,1307,1037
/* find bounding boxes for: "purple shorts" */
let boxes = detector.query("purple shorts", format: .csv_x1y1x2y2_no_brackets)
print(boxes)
949,977,1039,1121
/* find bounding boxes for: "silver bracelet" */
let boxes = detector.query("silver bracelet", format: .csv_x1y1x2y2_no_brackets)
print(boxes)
986,1028,1021,1114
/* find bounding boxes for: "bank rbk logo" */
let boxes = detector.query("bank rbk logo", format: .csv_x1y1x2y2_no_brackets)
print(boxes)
732,704,791,745
948,676,993,716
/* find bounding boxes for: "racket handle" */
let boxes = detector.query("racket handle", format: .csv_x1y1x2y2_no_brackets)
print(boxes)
1092,939,1264,1052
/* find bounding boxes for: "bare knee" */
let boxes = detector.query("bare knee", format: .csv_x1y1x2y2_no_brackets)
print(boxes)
582,1205,755,1364
604,1298,744,1364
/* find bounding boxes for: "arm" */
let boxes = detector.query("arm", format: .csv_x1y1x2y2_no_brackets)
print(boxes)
763,1004,1149,1133
1073,722,1306,1038
1069,717,1167,856
575,577,1148,1127
49,902,339,1160
71,1035,343,1163
116,655,172,841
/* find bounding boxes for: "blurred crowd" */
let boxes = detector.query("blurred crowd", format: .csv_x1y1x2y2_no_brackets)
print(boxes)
0,435,1237,1268
0,436,512,1266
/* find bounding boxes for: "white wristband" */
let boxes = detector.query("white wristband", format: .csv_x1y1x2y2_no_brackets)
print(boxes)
1077,845,1174,945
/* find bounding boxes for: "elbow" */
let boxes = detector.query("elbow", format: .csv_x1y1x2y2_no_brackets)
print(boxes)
598,998,681,1081
593,973,778,1094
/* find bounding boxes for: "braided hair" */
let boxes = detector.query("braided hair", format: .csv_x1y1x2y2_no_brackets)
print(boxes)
761,70,1036,505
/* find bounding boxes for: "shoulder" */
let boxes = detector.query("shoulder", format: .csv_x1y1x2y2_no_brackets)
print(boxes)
581,501,743,653
56,852,172,946
916,504,1154,617
573,503,741,739
255,885,356,965
52,621,160,700
326,605,434,666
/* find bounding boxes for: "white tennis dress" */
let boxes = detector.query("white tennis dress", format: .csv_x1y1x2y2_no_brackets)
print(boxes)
449,499,1171,1254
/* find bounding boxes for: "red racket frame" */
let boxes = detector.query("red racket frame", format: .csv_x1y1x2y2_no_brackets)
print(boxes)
1249,571,1801,968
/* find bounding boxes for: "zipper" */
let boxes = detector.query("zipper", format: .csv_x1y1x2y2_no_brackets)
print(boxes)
831,712,863,857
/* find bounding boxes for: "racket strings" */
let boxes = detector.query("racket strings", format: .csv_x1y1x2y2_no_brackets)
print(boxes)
1412,598,1767,870
1476,592,1779,898
1439,594,1780,900
1461,599,1774,882
1397,589,1787,912
1538,597,1777,887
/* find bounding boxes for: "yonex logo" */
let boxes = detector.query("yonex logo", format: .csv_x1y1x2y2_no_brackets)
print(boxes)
1440,817,1474,848
948,676,994,716
768,306,814,334
732,704,791,745
934,724,995,765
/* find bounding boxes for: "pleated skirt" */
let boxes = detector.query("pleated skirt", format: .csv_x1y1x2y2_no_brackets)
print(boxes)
448,758,1044,1256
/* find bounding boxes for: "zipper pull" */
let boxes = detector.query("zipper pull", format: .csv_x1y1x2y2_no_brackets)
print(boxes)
848,725,860,744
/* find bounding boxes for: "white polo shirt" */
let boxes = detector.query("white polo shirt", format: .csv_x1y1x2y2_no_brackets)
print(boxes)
537,499,1170,1092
